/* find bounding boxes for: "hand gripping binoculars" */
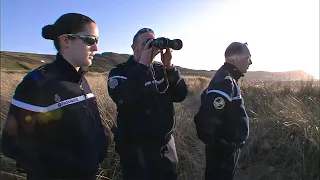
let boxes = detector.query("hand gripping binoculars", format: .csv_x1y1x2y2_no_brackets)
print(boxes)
146,37,183,50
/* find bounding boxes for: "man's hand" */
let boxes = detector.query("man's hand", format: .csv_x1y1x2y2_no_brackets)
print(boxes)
139,39,161,67
161,48,174,70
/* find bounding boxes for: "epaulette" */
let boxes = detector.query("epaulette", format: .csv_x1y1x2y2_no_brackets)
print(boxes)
23,65,46,81
211,73,233,85
153,61,164,67
23,64,59,87
115,62,126,68
224,75,233,81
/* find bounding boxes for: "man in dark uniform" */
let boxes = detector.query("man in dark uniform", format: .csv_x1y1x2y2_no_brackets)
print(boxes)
194,42,252,180
107,28,188,180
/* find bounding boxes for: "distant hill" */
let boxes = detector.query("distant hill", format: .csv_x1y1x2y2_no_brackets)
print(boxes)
0,51,314,81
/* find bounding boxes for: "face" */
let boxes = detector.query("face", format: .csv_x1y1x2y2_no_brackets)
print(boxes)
61,22,99,67
236,47,252,73
131,32,155,61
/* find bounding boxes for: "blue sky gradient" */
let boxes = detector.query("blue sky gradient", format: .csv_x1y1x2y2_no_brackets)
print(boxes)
1,0,319,78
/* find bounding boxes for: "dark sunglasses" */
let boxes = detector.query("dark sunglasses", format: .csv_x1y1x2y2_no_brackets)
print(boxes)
243,42,252,65
65,34,98,46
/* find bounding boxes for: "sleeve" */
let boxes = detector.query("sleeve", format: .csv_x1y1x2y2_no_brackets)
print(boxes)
193,78,234,144
1,74,45,162
165,67,188,102
107,63,150,108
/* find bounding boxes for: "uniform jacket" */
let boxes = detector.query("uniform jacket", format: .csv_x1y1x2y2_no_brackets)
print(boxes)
107,55,188,146
194,62,249,145
1,53,109,178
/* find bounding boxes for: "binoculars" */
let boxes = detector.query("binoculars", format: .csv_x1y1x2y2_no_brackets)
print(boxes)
146,37,183,50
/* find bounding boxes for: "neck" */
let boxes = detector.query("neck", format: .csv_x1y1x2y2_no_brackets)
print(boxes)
133,54,140,62
224,62,243,81
60,51,80,71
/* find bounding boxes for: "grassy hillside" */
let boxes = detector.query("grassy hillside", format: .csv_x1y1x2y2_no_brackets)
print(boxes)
1,69,319,180
0,51,315,81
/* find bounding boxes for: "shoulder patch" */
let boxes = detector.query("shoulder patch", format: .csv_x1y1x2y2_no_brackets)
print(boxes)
108,78,118,89
213,97,225,109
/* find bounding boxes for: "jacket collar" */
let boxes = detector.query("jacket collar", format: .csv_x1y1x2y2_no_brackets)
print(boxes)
127,55,138,65
223,62,243,81
54,53,87,83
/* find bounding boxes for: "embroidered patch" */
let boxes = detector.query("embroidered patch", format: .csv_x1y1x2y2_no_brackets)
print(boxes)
108,78,118,89
213,97,225,109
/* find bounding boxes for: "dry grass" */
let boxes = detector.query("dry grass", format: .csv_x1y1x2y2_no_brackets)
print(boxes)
1,70,319,180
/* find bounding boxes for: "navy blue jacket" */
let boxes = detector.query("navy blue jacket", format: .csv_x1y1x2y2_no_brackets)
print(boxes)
1,53,109,178
108,56,188,146
194,63,249,145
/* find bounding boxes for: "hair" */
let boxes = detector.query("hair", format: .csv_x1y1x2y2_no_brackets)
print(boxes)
132,28,154,45
42,13,96,51
224,42,249,58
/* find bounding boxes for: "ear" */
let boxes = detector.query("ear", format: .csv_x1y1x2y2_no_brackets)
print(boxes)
225,54,237,64
59,35,71,48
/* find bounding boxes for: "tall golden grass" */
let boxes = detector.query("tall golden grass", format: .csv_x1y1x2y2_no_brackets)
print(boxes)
1,70,319,180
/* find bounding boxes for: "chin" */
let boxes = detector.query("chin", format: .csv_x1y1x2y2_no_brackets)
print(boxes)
240,69,247,74
80,60,92,67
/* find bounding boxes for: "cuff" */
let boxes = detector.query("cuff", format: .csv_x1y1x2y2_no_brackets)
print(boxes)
166,67,181,84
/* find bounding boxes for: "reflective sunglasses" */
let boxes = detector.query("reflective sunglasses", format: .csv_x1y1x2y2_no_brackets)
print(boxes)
64,34,98,46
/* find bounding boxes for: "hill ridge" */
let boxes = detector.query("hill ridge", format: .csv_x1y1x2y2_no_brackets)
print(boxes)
0,50,314,81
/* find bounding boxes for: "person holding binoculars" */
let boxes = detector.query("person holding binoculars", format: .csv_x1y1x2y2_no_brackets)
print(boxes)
107,28,188,180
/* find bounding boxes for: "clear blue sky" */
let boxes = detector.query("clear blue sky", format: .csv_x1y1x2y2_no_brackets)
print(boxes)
1,0,319,78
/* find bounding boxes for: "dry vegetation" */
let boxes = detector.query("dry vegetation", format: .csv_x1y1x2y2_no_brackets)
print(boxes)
1,70,319,180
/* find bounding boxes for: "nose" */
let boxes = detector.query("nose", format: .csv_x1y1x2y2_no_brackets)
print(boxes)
91,43,98,52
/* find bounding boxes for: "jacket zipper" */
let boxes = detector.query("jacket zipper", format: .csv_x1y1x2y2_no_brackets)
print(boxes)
79,80,89,115
80,79,96,128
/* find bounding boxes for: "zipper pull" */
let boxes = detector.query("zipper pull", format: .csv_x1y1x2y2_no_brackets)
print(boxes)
80,83,89,115
80,84,88,99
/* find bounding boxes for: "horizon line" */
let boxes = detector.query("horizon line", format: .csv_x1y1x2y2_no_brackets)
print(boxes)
0,50,317,78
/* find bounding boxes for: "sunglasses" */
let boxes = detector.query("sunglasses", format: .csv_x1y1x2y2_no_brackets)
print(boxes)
243,42,252,65
64,34,98,46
